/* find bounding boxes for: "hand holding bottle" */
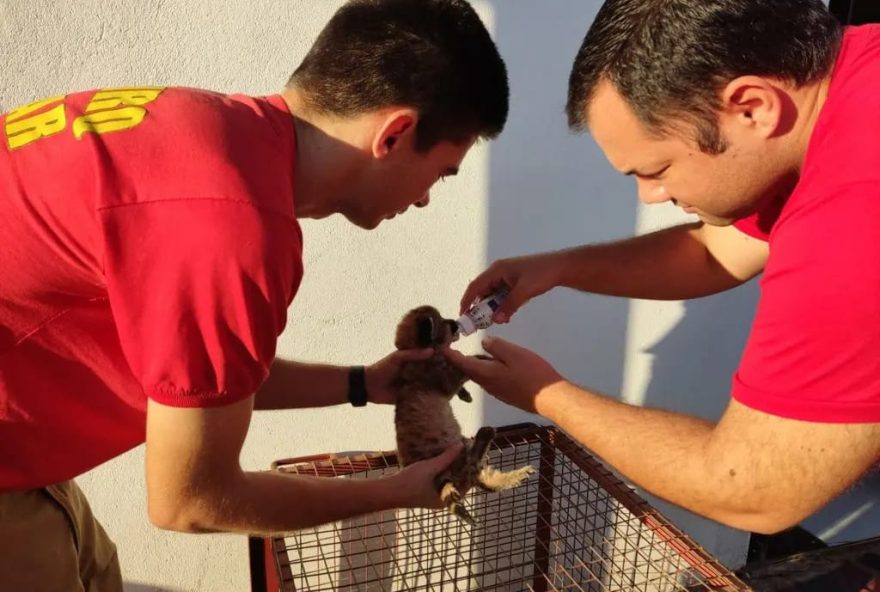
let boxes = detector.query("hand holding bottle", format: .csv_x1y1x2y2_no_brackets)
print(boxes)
459,252,565,325
456,286,509,336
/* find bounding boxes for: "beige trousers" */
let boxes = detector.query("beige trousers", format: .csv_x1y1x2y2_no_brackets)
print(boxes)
0,480,123,592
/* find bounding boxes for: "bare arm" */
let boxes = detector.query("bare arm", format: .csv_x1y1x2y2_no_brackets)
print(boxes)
146,396,460,534
254,349,432,410
538,383,880,533
445,339,880,534
460,223,769,319
555,222,768,299
254,360,348,410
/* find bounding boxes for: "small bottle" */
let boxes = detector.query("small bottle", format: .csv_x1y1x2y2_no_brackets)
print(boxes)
456,286,509,337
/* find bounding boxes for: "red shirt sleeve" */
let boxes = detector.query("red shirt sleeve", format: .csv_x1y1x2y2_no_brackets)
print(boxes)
732,181,880,422
100,198,302,407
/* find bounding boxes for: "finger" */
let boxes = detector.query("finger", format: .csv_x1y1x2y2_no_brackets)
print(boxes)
459,269,504,314
480,336,524,363
395,348,434,361
428,441,464,471
442,347,498,380
441,347,475,371
492,288,530,323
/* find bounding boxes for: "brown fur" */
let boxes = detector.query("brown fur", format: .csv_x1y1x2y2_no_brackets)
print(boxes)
393,305,535,524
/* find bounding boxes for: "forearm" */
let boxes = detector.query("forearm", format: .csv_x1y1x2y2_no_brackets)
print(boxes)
555,223,743,300
255,359,348,410
536,382,769,531
164,470,405,535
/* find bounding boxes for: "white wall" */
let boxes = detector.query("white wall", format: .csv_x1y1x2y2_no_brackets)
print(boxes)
3,1,876,591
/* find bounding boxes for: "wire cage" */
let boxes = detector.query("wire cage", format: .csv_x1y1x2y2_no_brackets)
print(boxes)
250,424,750,592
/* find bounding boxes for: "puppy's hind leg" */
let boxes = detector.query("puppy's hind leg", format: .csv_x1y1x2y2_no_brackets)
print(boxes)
467,426,496,462
439,481,475,525
477,464,536,492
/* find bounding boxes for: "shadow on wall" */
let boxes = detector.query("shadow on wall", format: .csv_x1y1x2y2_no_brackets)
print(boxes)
641,284,759,422
480,0,634,429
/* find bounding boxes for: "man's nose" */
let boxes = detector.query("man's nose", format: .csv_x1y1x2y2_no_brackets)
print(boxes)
636,180,670,205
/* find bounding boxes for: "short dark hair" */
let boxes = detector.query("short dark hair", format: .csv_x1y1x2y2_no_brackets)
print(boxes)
289,0,509,152
566,0,842,153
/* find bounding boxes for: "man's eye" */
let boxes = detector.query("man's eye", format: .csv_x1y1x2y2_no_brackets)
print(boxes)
644,166,669,179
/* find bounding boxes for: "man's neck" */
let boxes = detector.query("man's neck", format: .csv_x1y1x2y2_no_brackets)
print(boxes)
280,88,361,220
788,73,833,173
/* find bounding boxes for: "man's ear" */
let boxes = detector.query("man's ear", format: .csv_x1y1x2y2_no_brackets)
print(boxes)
720,75,785,138
372,109,418,159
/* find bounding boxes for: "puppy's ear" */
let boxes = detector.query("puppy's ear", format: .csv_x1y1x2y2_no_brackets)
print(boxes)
416,316,434,348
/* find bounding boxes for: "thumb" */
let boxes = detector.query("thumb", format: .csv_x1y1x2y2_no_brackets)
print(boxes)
480,336,521,363
442,347,495,381
395,348,434,361
459,275,497,315
426,441,463,472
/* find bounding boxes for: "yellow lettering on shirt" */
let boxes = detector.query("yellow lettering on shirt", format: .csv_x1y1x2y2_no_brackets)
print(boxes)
4,99,67,150
72,106,148,139
73,87,165,140
1,87,166,150
83,87,164,113
5,96,65,122
4,104,67,150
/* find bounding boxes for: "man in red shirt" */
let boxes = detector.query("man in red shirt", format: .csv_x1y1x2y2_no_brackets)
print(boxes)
448,0,880,537
0,0,508,589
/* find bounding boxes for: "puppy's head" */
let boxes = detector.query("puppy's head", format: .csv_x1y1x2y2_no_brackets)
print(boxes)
395,305,459,350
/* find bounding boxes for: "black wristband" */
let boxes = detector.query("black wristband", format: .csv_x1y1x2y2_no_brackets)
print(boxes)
348,366,368,407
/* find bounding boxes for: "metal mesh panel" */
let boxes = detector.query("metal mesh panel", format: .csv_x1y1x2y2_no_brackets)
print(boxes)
266,425,750,592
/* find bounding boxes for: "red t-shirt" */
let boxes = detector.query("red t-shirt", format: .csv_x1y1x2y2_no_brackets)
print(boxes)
732,25,880,422
0,87,303,489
